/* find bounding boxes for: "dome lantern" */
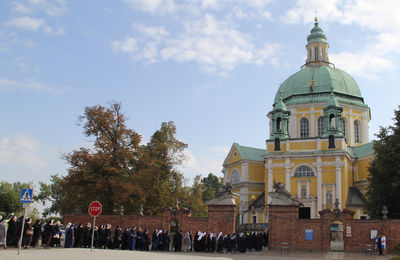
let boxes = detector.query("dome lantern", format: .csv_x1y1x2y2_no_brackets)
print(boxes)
305,17,330,66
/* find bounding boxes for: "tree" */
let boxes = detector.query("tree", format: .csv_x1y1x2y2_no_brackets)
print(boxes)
366,106,400,219
61,103,141,214
201,173,224,202
0,181,32,216
185,175,207,217
132,121,188,215
34,175,63,217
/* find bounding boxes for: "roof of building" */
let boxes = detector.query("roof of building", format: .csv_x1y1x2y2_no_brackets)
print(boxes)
307,19,327,44
274,65,364,106
346,187,367,207
233,143,265,162
349,142,374,158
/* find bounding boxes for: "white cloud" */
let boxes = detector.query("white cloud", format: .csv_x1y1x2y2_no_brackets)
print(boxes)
112,15,279,74
25,0,68,17
0,77,70,94
111,37,138,53
0,31,35,51
12,2,32,14
0,134,45,170
122,0,176,13
180,147,227,181
6,16,45,31
6,16,65,35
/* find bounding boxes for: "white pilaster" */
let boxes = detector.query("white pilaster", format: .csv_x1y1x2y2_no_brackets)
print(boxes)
310,109,315,137
241,162,249,182
335,156,342,209
349,109,354,146
297,180,301,199
285,158,291,192
311,200,316,218
362,110,369,143
267,159,273,193
316,156,322,213
332,184,335,207
323,184,327,207
306,179,310,198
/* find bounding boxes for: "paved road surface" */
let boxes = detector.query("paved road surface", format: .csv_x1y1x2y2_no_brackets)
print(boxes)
0,248,393,260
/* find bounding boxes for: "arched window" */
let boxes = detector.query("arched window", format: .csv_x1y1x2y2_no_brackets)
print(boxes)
276,117,282,132
308,48,312,61
328,135,335,148
231,170,240,185
317,116,325,136
322,47,326,61
314,47,319,61
294,165,315,177
274,138,280,151
341,117,347,138
354,120,361,143
300,117,309,138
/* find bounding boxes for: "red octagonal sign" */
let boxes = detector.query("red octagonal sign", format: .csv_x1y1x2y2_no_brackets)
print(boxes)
88,201,102,217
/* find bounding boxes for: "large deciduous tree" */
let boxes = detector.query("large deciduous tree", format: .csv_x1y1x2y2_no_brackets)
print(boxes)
366,106,400,219
61,103,141,214
133,121,188,215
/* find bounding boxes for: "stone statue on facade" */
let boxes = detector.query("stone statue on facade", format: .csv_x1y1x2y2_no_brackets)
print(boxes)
273,180,292,197
215,182,233,198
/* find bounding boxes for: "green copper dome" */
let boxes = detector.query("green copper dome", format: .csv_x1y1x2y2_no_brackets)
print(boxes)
273,65,364,106
307,20,327,44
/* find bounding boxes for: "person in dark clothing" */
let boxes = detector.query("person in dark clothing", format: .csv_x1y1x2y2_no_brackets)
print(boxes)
162,230,170,251
74,224,84,248
15,216,24,247
6,216,17,247
22,218,33,248
129,226,137,250
83,223,91,248
93,226,99,248
142,229,150,251
226,234,232,252
136,227,143,250
64,223,75,248
121,227,130,250
193,231,199,252
217,232,223,253
173,230,182,252
104,224,112,249
237,232,246,253
113,226,122,249
43,219,55,248
151,230,159,251
31,219,42,247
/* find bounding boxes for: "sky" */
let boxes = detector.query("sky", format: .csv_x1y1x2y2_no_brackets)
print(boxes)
1,0,400,188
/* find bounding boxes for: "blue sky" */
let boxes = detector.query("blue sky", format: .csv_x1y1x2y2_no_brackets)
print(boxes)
1,0,399,186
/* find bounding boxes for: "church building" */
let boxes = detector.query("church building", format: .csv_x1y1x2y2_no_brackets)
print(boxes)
222,18,373,224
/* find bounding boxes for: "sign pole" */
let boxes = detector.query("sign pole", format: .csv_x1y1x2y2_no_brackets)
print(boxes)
90,216,96,252
17,204,27,255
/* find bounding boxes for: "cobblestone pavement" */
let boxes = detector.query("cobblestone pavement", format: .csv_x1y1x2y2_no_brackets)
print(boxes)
0,248,394,260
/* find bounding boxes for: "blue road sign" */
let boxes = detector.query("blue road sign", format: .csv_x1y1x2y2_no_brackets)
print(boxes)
20,188,33,203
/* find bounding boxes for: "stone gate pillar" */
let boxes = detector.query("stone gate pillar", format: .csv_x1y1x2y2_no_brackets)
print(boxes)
206,192,238,234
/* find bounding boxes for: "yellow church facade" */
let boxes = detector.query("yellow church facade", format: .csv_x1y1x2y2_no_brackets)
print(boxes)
222,18,374,224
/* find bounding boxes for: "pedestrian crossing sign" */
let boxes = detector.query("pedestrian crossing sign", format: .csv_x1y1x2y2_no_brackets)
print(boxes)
20,188,33,203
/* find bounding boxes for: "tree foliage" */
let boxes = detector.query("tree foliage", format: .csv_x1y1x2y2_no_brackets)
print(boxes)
0,181,32,216
201,173,224,202
366,106,400,219
37,103,192,216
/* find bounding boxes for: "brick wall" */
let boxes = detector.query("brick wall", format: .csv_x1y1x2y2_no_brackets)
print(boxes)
268,204,400,252
63,204,236,235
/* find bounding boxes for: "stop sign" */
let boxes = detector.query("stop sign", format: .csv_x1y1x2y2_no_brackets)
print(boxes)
88,201,102,217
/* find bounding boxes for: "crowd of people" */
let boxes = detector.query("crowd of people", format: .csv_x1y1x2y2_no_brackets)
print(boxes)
0,215,63,249
63,222,269,253
0,214,269,254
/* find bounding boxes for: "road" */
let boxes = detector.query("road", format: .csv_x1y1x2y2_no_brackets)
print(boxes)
0,248,393,260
